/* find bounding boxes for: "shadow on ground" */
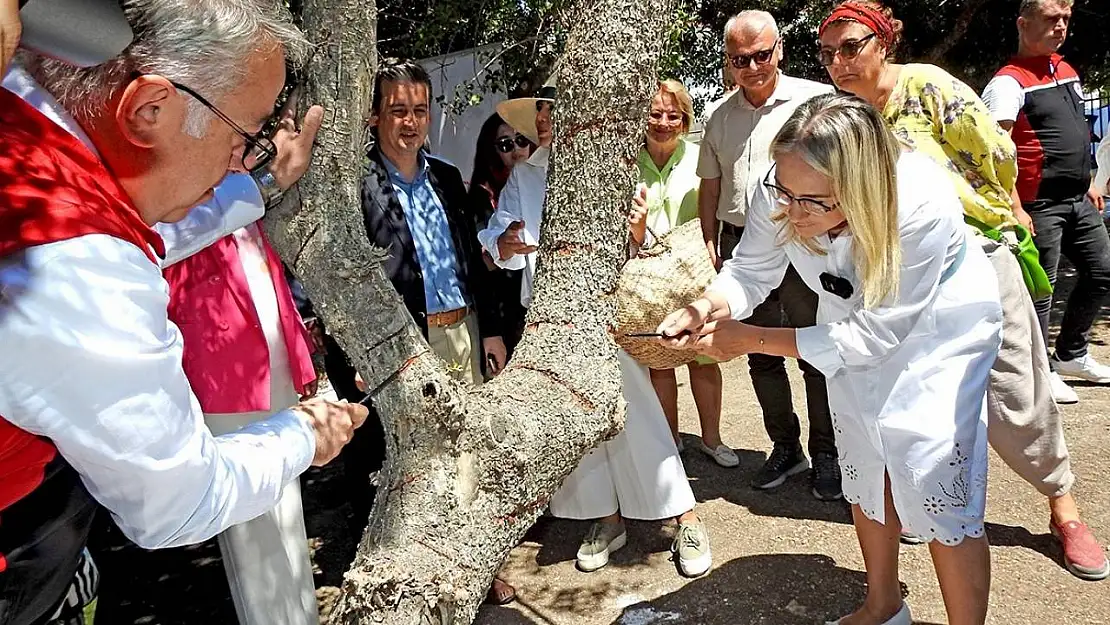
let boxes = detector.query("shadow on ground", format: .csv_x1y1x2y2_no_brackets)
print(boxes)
680,442,854,526
602,553,932,625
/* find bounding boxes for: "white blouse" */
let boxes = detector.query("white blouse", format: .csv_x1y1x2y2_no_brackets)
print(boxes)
712,151,978,379
476,147,549,307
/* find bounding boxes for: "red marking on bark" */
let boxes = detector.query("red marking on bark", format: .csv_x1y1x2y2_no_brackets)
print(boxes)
514,364,597,412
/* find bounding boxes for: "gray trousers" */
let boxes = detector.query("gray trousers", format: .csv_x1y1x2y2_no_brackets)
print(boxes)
982,235,1074,498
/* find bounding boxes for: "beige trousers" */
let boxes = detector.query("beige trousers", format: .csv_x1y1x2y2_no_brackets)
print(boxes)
427,313,482,385
983,236,1075,498
205,383,319,625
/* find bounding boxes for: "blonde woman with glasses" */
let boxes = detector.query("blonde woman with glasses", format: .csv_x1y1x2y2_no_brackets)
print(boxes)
660,93,1002,625
631,79,734,468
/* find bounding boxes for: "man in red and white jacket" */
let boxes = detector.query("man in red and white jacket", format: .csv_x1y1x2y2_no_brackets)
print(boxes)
0,3,368,623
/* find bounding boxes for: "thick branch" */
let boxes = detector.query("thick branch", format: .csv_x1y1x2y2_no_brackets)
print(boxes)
265,0,675,622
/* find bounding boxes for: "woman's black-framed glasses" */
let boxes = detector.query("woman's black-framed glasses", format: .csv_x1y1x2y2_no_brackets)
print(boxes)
728,39,779,69
817,33,877,67
495,134,531,153
762,168,838,216
143,75,278,174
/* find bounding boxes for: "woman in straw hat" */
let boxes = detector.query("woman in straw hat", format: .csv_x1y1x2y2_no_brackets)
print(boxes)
817,0,1106,582
630,79,735,469
478,86,713,579
661,93,1003,624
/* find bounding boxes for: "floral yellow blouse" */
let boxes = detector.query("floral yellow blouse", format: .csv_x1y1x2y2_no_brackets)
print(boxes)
883,63,1019,229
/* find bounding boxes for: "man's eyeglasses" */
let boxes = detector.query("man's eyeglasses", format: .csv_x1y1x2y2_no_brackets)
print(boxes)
728,39,779,69
817,33,877,67
762,169,838,216
495,134,531,153
133,73,278,174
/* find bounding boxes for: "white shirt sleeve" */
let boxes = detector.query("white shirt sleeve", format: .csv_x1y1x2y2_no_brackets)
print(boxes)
477,168,528,271
157,174,266,267
0,236,315,549
794,169,959,378
1095,131,1110,196
707,176,789,318
980,75,1025,123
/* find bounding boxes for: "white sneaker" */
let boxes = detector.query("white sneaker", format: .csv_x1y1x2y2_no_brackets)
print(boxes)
698,441,740,468
1052,353,1110,384
826,602,911,625
1049,371,1080,405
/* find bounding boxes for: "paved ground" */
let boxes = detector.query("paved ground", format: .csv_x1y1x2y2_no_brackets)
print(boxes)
89,264,1110,624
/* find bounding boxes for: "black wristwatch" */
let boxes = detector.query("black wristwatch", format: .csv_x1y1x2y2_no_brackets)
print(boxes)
252,169,285,208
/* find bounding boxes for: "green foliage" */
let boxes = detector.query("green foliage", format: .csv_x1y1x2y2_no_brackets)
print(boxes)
373,0,1109,112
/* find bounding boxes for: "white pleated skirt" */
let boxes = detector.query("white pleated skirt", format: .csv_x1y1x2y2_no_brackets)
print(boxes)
550,350,697,521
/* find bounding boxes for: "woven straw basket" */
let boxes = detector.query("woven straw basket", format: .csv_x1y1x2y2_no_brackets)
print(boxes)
614,218,718,369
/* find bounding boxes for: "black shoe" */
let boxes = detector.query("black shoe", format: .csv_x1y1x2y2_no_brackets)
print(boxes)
751,444,808,490
811,452,843,501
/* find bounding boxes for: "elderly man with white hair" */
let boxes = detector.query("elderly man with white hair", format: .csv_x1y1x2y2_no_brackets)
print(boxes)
697,10,839,501
0,1,369,624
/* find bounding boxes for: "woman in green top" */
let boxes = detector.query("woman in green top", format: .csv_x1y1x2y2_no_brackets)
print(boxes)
816,0,1108,593
630,80,737,468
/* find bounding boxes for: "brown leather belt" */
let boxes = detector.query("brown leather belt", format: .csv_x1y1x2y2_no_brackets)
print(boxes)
427,306,468,328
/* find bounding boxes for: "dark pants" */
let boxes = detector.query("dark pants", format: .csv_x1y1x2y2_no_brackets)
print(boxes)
1026,194,1110,361
721,224,836,458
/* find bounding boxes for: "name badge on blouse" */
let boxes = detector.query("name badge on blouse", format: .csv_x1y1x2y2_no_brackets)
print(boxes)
819,272,854,300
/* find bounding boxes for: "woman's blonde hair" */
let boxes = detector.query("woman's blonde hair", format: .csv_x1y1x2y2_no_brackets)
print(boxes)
770,93,902,309
656,79,695,134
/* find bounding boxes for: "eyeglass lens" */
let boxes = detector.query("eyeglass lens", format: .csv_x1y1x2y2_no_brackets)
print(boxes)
817,34,876,67
496,135,530,153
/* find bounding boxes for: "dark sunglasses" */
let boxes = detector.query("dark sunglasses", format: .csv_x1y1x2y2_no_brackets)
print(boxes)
495,134,531,153
762,168,838,216
817,33,877,67
728,39,779,69
132,73,277,174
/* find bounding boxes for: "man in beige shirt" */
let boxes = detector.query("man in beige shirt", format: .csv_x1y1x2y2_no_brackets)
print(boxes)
697,10,840,501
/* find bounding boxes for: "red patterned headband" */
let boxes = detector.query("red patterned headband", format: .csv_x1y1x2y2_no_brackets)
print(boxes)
818,2,895,48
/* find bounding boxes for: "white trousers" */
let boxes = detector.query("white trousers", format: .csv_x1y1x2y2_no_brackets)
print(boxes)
550,351,697,521
206,389,319,625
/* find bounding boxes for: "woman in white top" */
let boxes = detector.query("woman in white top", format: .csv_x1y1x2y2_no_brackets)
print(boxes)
478,87,712,579
660,94,1002,625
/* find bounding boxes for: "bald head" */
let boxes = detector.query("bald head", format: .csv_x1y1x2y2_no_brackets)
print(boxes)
724,10,779,42
723,10,782,100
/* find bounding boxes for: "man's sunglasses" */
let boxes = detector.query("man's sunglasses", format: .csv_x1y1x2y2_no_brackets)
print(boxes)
728,39,779,69
817,33,877,67
132,73,277,174
762,168,838,216
496,134,531,153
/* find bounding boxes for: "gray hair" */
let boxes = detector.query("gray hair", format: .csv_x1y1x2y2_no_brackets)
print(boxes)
22,0,310,137
1019,0,1073,16
724,10,779,41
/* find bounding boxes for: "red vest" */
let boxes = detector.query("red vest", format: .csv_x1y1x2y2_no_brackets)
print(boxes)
0,87,163,569
164,232,316,414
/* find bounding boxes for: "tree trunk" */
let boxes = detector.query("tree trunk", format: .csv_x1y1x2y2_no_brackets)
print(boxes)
262,0,675,621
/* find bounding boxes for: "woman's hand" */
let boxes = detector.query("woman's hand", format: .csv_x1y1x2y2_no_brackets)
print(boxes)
690,320,759,361
657,298,714,348
1012,205,1036,236
629,185,649,245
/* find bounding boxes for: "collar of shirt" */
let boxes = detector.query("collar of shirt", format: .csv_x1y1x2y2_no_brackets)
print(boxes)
381,151,430,186
637,139,687,182
2,65,97,154
527,146,551,168
739,71,794,110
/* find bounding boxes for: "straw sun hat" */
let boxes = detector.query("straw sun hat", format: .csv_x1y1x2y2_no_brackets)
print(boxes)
496,83,556,145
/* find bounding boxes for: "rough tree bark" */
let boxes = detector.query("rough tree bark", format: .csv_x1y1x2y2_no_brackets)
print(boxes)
262,0,675,621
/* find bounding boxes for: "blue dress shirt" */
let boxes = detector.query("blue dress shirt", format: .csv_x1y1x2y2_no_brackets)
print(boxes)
382,153,468,314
